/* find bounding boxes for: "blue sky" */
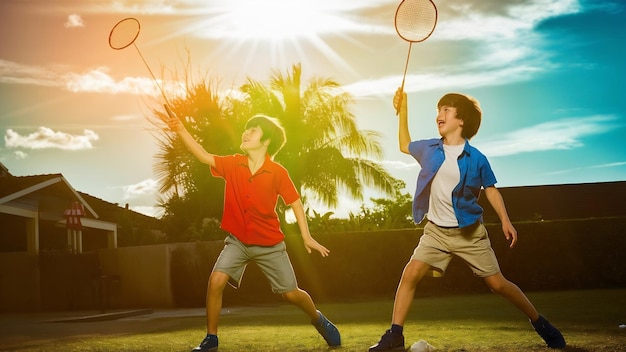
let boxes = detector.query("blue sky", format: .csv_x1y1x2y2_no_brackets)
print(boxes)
0,0,624,218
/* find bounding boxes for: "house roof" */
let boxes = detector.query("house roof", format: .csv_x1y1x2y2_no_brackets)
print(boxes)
0,173,97,219
0,163,160,226
77,191,162,227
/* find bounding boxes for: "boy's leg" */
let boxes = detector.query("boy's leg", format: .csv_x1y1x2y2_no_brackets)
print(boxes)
282,288,318,320
484,273,538,320
283,288,341,347
252,242,341,347
193,236,249,351
192,271,229,352
369,259,431,352
391,259,432,325
206,271,230,334
484,273,566,348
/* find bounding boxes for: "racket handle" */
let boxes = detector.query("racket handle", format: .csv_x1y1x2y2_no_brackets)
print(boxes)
397,42,411,116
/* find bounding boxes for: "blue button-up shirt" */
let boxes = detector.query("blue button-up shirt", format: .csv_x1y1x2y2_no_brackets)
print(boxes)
408,138,497,228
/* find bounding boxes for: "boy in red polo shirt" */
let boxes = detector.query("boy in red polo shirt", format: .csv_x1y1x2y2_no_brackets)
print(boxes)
166,110,340,352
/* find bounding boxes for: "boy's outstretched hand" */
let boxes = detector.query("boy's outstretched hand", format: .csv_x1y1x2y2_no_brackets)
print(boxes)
303,237,330,257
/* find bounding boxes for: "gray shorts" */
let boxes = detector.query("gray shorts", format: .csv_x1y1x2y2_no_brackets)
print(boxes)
411,221,501,278
213,235,298,294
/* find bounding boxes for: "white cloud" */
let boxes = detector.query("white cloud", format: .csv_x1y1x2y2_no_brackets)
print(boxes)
14,151,28,159
545,160,626,176
4,127,99,150
436,0,580,41
129,205,164,218
346,63,545,98
123,178,158,200
0,60,63,87
64,67,161,95
475,115,618,157
64,14,85,28
120,179,163,217
111,114,141,122
0,60,172,97
107,1,176,15
590,161,626,169
380,159,416,171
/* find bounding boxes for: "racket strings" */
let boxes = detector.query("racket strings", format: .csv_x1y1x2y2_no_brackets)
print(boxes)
395,0,437,42
108,17,170,107
109,18,140,50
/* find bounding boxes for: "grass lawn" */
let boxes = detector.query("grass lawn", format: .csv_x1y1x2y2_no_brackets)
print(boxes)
6,289,625,351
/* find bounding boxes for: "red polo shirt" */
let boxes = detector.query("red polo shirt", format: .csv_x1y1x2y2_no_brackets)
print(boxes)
211,154,300,246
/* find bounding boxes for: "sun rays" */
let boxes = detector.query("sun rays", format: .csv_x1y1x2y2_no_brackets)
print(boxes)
173,0,388,79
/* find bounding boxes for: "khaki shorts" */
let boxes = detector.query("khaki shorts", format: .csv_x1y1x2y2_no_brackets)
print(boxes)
410,221,501,278
213,235,298,294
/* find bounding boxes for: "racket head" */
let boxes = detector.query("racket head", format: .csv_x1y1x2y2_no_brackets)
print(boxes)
109,17,141,50
395,0,438,43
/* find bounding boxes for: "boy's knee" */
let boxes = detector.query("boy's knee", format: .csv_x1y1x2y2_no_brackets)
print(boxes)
402,260,430,281
484,273,510,294
281,288,301,300
208,272,229,291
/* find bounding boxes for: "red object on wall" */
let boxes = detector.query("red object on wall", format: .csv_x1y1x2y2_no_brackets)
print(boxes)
64,201,85,230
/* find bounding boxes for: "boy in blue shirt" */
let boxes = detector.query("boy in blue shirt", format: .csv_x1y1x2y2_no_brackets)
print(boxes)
369,89,566,351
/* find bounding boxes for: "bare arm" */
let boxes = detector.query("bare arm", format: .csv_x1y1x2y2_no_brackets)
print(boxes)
484,186,517,248
393,88,411,154
289,198,330,257
165,105,216,167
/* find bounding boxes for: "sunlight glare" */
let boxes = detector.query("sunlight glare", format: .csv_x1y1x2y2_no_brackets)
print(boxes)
205,0,350,40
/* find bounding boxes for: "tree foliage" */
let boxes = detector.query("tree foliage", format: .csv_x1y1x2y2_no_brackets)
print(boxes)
152,64,404,242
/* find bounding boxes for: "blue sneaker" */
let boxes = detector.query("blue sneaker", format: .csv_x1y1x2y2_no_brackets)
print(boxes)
532,315,566,349
312,310,341,347
192,334,218,352
369,329,405,351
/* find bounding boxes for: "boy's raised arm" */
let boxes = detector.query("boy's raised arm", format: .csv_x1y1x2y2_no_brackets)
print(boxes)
165,105,216,167
394,88,411,154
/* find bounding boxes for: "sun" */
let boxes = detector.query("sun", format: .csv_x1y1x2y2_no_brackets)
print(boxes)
158,1,386,81
204,0,348,40
178,0,368,76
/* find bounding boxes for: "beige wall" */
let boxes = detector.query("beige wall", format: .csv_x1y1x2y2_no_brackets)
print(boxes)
0,253,40,311
98,244,176,309
0,243,200,312
2,218,626,312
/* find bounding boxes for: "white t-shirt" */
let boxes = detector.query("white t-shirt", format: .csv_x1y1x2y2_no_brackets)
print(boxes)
427,143,465,227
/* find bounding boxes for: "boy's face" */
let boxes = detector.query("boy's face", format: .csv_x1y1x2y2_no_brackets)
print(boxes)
436,105,463,137
240,126,270,153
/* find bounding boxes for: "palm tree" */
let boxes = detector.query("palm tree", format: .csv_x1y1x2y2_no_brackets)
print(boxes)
152,78,240,241
231,63,398,208
152,64,399,241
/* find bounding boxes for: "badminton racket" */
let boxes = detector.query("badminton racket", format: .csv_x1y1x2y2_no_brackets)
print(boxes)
394,0,438,115
109,17,172,117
